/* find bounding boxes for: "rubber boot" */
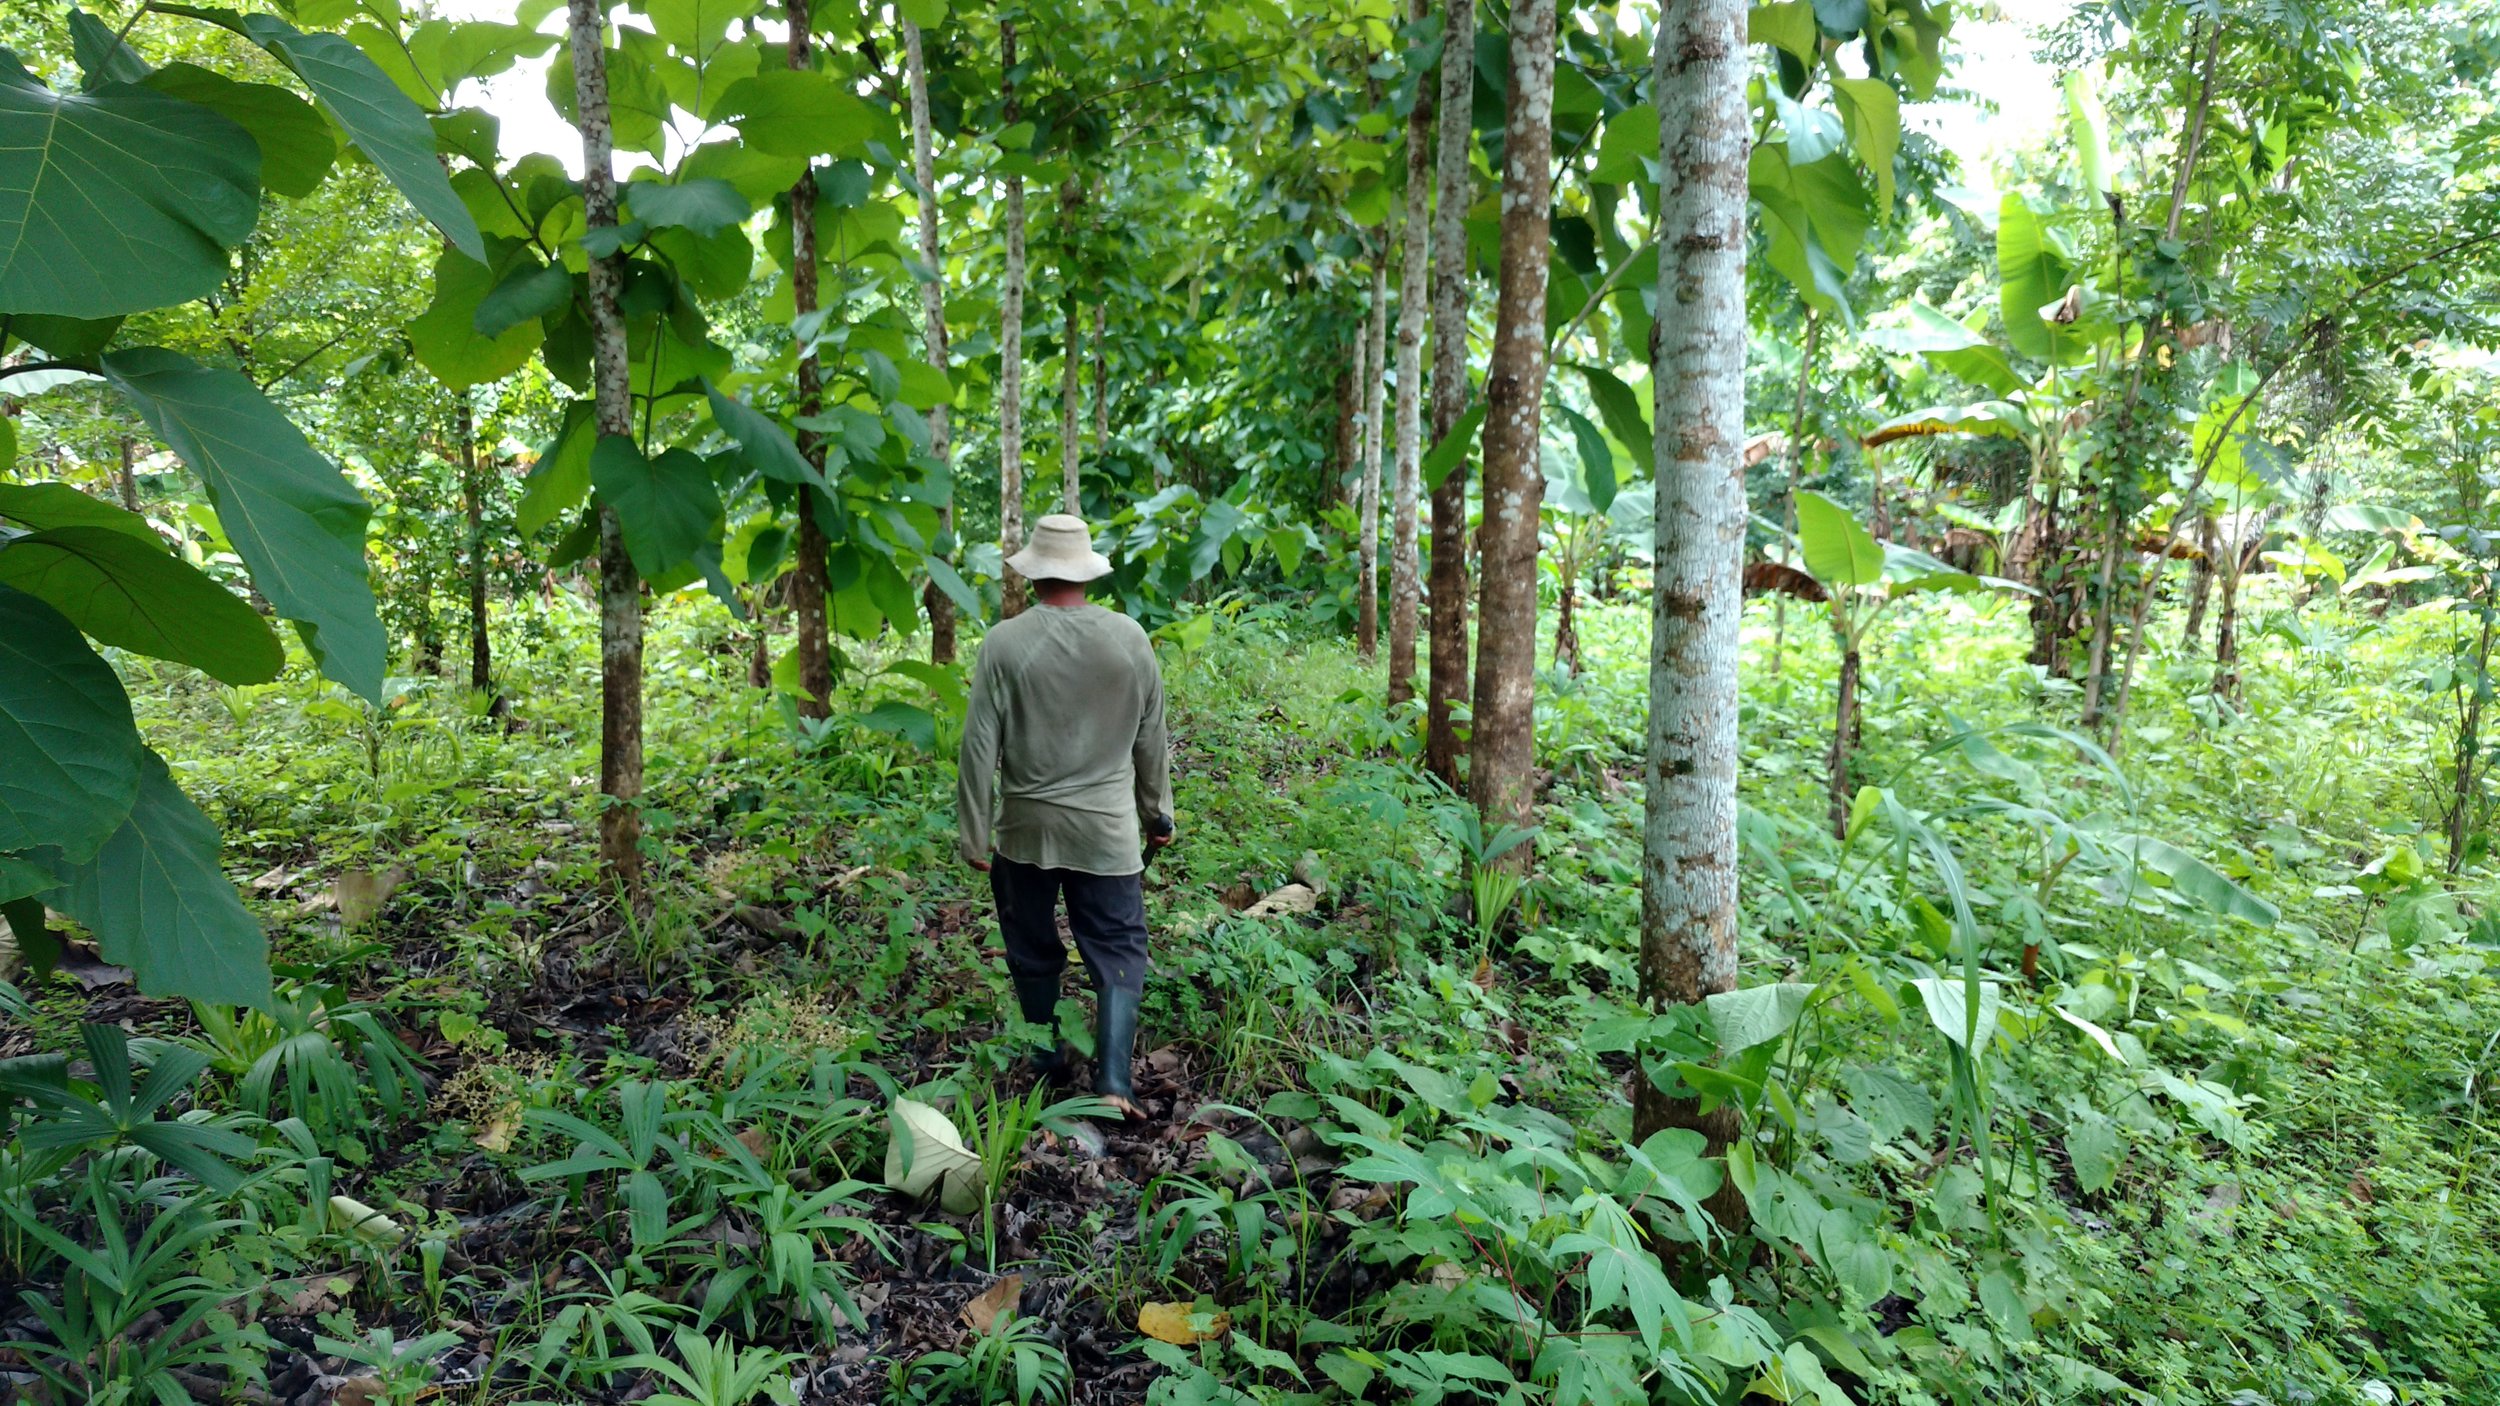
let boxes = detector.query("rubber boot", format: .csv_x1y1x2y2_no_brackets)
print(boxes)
1092,984,1143,1114
1012,970,1076,1086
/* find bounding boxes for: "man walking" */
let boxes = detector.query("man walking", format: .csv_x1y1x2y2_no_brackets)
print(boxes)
956,515,1175,1119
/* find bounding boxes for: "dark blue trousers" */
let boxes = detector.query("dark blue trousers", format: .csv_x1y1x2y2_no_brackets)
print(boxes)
989,854,1150,996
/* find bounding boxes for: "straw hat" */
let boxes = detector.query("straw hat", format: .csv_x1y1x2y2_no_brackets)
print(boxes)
1007,514,1114,582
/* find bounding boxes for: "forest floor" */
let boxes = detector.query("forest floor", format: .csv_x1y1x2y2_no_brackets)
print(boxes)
5,587,2499,1406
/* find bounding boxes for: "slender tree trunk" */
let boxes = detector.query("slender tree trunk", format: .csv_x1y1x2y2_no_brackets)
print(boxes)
116,435,139,511
785,0,832,720
456,390,493,697
905,18,956,664
1423,0,1475,788
1091,303,1109,451
2079,483,2124,729
1346,318,1370,509
1387,2,1432,703
1333,366,1359,499
1060,292,1081,516
1357,242,1389,658
1826,631,1860,839
568,0,643,898
1468,0,1556,872
1635,0,1746,1234
2106,547,2164,748
2213,513,2251,697
1768,315,1818,677
1554,568,1580,674
2182,513,2216,652
998,20,1029,617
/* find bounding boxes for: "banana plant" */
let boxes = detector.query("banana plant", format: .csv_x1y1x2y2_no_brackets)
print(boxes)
1792,489,2027,839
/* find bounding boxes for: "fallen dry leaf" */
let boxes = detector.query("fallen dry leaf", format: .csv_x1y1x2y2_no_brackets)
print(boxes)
333,865,409,926
1138,1300,1230,1345
472,1116,516,1154
735,1125,770,1159
1243,883,1317,919
331,1375,385,1406
963,1273,1023,1334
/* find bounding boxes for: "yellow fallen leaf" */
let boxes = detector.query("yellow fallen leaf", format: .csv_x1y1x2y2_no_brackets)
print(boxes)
963,1273,1023,1334
1138,1300,1229,1345
472,1116,516,1153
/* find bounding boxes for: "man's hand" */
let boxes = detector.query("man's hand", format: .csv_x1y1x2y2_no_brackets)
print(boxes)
1147,814,1177,849
969,853,992,872
1148,827,1178,849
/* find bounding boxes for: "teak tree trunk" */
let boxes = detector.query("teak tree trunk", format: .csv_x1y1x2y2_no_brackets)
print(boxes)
1469,0,1556,872
1091,303,1109,451
1826,633,1861,839
1387,0,1431,705
1357,240,1388,659
905,17,956,663
456,390,493,697
1636,0,1746,1232
1060,292,1082,516
567,0,643,899
2182,512,2216,652
997,19,1029,617
785,0,832,720
116,435,138,511
1423,0,1475,788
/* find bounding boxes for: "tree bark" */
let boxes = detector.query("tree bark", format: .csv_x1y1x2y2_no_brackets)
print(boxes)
1346,312,1370,509
1634,0,1746,1232
1091,302,1109,452
1826,634,1860,840
1423,0,1475,788
116,435,139,511
1060,291,1082,516
1468,0,1555,870
2182,512,2216,652
1357,241,1388,658
905,18,957,664
997,20,1029,617
786,0,833,720
1387,1,1432,704
456,390,493,697
568,0,643,899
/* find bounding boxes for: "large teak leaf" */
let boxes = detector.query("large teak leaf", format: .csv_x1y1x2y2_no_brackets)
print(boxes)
139,62,336,198
0,525,285,684
0,585,142,863
0,56,260,317
103,347,384,702
42,746,272,1007
590,436,723,578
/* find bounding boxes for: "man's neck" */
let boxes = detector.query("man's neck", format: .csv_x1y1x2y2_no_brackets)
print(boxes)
1035,582,1088,608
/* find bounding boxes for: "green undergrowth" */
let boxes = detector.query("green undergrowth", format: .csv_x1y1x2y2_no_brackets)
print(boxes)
3,582,2496,1406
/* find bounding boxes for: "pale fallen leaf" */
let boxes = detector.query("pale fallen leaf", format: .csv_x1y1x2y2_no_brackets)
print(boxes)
472,1116,516,1154
1428,1261,1468,1291
1138,1300,1230,1345
331,1375,385,1406
333,865,409,927
963,1273,1023,1334
735,1125,771,1159
1242,884,1317,919
328,1195,405,1248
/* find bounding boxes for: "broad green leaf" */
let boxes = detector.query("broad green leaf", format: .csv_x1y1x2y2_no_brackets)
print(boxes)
627,178,751,237
472,254,574,339
1748,2,1819,61
2118,835,2279,927
1553,405,1617,514
0,586,141,863
404,18,556,92
590,436,722,578
69,9,151,88
4,312,123,358
898,0,948,24
236,14,485,261
41,747,271,1007
1422,402,1484,491
1706,982,1816,1054
0,526,283,684
411,245,545,388
716,70,875,158
1831,77,1899,215
1908,976,2002,1049
856,700,936,752
140,62,336,198
1863,303,2025,396
2063,70,2110,198
518,402,594,536
644,0,764,58
0,481,156,538
1589,101,1657,184
923,555,980,622
0,58,260,317
1579,364,1654,465
1996,191,2081,365
1771,92,1844,164
678,138,807,205
895,356,953,409
705,381,822,488
102,347,385,703
1267,526,1306,577
1794,490,1883,587
2065,1114,2118,1193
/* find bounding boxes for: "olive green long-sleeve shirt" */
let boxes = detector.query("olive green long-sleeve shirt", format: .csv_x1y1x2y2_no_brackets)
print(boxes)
955,603,1172,876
